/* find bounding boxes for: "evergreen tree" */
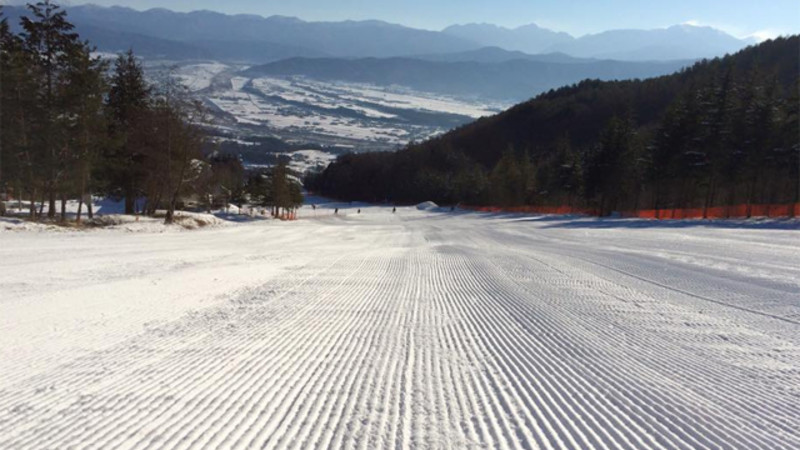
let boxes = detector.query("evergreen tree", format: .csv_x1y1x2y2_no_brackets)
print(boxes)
451,163,489,205
779,80,800,208
106,49,151,214
736,69,781,209
585,116,636,214
0,7,11,199
61,41,108,222
1,12,39,216
553,137,583,207
489,146,534,207
1,4,244,223
150,68,206,224
247,171,274,211
21,0,81,218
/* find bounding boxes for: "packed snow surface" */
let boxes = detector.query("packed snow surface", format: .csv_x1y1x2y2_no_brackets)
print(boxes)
416,201,439,211
1,204,799,449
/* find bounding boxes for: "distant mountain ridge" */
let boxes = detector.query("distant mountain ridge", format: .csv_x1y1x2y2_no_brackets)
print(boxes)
243,57,692,101
414,47,592,64
550,25,757,61
442,23,574,54
2,4,475,60
444,22,754,61
1,4,753,63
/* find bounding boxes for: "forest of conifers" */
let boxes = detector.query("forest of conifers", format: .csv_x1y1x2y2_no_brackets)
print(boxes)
306,36,799,215
0,2,302,223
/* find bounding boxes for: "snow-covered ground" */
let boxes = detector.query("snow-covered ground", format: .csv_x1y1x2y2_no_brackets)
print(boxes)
284,149,338,174
0,198,238,233
174,63,231,92
1,206,799,448
199,67,506,147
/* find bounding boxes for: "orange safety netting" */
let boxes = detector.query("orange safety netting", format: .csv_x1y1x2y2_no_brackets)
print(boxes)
463,203,799,220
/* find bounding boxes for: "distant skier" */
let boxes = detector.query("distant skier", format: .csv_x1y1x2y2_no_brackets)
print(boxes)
335,208,339,215
358,209,361,214
312,204,316,211
392,207,396,214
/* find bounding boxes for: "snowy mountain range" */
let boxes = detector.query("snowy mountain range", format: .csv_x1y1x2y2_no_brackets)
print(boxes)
443,23,755,61
442,23,575,55
1,5,755,62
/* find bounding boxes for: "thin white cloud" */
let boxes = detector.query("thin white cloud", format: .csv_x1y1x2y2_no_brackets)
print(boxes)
679,19,770,41
746,29,783,42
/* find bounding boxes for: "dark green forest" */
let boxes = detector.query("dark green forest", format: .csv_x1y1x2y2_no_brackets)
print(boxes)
306,36,800,215
0,2,302,223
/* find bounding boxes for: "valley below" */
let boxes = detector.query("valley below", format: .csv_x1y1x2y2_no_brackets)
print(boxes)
154,61,505,153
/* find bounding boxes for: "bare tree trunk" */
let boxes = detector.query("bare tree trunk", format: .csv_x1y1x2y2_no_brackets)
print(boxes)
151,192,162,217
125,194,134,215
77,173,86,224
746,175,758,218
77,198,83,224
60,193,66,222
87,194,94,219
703,175,716,219
29,188,36,219
37,190,45,219
48,184,56,219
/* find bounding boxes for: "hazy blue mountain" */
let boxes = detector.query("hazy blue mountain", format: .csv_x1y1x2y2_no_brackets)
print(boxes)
243,57,692,101
443,22,752,61
22,5,480,59
414,47,592,64
549,25,754,60
2,5,752,63
3,5,328,62
442,23,574,54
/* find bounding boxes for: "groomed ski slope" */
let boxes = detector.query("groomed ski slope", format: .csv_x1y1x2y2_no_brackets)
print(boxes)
1,205,799,449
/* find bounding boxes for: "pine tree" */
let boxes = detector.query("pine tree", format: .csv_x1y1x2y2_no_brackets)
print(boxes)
148,68,206,224
585,116,636,215
21,0,81,219
736,69,781,210
2,9,42,216
271,161,290,217
62,41,108,222
780,80,800,209
553,137,583,207
489,146,533,207
106,49,151,214
0,7,10,200
247,171,274,211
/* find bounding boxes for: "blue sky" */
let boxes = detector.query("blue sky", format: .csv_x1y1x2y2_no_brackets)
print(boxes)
30,0,800,39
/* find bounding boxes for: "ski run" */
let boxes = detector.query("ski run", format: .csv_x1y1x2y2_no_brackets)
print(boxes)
1,205,799,449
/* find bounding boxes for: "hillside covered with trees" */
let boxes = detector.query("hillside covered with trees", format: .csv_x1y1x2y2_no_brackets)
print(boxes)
0,1,303,223
306,36,799,215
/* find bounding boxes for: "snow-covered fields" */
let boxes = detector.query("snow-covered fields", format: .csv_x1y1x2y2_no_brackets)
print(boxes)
1,207,799,449
174,63,231,92
195,64,504,148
